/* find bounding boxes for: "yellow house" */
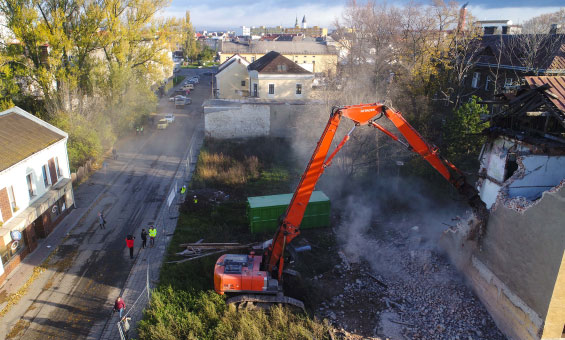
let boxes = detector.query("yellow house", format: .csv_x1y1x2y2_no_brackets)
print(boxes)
218,41,338,75
247,51,314,100
215,54,250,99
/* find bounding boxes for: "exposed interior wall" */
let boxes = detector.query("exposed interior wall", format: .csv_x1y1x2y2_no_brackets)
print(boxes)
443,136,565,340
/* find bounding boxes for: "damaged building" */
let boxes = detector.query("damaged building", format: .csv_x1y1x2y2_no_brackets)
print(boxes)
443,76,565,340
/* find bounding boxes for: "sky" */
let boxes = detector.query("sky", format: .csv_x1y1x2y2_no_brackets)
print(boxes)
160,0,564,31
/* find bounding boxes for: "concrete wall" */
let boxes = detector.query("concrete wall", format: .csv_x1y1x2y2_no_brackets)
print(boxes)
478,185,565,321
205,104,270,138
542,251,565,339
204,100,324,139
215,61,249,99
443,136,565,340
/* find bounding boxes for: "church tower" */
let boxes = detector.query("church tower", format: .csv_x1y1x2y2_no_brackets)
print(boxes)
302,15,307,29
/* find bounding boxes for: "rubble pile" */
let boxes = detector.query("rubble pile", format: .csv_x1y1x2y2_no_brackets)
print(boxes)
311,229,506,340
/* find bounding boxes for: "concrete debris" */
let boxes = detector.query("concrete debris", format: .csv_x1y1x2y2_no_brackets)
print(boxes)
313,229,505,340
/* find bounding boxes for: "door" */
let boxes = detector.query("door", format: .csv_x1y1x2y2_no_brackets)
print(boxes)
253,83,258,97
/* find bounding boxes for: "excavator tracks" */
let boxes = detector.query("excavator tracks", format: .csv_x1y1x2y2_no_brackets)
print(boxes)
226,294,305,311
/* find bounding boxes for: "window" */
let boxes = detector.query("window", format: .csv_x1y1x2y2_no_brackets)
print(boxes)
296,84,302,95
485,76,492,91
471,72,481,88
26,173,35,199
268,84,275,95
241,80,246,87
251,57,255,62
55,157,62,177
504,77,513,87
8,186,16,212
253,83,258,97
42,164,50,188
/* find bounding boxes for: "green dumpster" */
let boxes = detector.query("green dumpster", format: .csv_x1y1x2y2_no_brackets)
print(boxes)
247,191,330,233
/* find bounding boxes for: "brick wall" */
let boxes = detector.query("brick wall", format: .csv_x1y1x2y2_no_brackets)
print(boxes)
0,187,13,222
0,247,30,286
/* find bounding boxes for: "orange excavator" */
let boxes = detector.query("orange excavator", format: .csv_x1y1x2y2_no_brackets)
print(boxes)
214,103,488,309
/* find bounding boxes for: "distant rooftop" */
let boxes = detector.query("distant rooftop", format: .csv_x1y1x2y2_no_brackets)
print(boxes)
248,51,311,74
219,40,338,55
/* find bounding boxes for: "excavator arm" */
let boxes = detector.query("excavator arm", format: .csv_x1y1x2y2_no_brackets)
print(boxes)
263,103,488,280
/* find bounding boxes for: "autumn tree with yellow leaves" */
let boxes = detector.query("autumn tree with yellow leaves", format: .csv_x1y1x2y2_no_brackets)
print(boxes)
0,0,175,169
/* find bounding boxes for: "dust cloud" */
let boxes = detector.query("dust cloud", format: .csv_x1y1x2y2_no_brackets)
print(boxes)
333,177,466,278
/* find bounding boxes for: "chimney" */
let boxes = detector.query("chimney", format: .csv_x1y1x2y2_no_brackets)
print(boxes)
457,2,468,32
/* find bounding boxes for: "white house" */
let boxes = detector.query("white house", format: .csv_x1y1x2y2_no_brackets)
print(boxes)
248,51,314,100
215,54,251,99
0,106,74,282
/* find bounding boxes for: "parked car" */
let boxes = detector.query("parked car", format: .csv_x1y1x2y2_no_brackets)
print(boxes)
182,83,194,90
174,89,189,96
165,114,175,123
168,95,177,102
157,119,168,129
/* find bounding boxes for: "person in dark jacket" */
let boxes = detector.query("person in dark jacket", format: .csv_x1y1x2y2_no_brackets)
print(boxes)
141,229,147,249
98,212,106,229
126,235,135,259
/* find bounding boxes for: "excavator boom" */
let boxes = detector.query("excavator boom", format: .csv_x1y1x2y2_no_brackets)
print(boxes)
214,103,488,304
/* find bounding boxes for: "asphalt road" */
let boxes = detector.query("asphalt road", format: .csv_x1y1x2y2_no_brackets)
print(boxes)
3,68,211,339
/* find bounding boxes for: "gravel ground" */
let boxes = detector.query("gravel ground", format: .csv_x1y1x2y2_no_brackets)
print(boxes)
311,221,507,340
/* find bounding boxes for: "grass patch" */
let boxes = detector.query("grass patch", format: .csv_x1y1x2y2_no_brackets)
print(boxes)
138,137,332,340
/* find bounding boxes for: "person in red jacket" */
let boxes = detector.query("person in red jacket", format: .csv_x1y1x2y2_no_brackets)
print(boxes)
113,296,126,318
126,235,135,259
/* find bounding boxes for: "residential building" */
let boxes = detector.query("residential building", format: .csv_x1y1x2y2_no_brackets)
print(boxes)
476,20,522,35
463,34,565,104
215,55,251,99
0,107,74,283
444,77,565,340
248,51,314,100
237,26,251,37
218,40,338,75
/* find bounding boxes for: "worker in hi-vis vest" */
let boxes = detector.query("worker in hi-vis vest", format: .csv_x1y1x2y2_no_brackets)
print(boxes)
148,226,157,247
